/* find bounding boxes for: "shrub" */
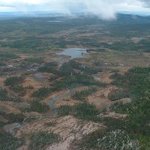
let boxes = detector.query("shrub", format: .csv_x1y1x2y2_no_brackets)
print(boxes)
108,89,129,101
73,103,99,121
59,60,100,76
138,135,150,150
25,57,44,64
57,105,72,116
0,52,18,61
10,85,26,95
110,67,150,148
32,87,52,98
102,117,127,131
38,62,58,74
0,131,23,150
29,132,59,150
57,103,99,121
111,67,150,131
76,129,140,150
0,62,5,66
97,130,140,150
4,76,26,96
53,74,104,91
74,129,107,150
59,61,75,76
4,113,25,123
20,57,44,68
4,76,24,87
110,102,131,114
0,88,9,101
127,99,150,135
30,101,49,113
72,87,97,101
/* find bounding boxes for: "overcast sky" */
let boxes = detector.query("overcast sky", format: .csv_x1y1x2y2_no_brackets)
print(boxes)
0,0,150,19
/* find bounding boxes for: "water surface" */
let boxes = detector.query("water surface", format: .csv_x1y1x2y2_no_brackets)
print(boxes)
57,48,87,59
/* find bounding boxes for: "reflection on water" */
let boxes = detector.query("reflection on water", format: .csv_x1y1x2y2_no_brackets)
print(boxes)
57,48,87,59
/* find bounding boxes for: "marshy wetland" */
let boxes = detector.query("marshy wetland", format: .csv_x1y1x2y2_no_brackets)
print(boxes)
0,15,150,150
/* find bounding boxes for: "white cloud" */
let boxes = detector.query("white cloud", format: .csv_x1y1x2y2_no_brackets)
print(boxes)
0,0,150,19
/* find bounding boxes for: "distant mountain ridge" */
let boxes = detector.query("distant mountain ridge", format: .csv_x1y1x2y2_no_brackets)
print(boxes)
0,12,150,21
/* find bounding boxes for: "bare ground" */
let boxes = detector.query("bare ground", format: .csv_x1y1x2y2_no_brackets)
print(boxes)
16,116,105,150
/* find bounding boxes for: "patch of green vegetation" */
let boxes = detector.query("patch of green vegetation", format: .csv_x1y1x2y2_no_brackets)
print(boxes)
25,57,44,64
108,89,129,101
32,87,52,98
75,129,139,150
0,52,18,61
32,73,102,98
1,113,25,123
110,102,131,114
0,88,9,101
110,67,150,148
102,117,127,131
0,131,23,150
75,129,107,150
59,60,100,76
127,98,150,135
72,87,97,101
0,122,6,128
10,85,26,96
138,135,150,150
53,74,104,90
4,76,26,95
112,67,150,98
58,103,99,121
0,62,6,66
57,105,72,116
59,61,75,76
1,38,52,52
38,62,58,74
30,100,49,113
107,39,150,52
29,132,59,150
20,57,44,67
97,130,139,150
73,103,99,121
4,76,24,87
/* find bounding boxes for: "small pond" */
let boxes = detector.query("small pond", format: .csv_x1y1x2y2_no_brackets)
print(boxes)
57,48,87,59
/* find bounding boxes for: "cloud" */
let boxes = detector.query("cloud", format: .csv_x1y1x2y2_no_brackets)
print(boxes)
0,0,150,19
141,0,150,4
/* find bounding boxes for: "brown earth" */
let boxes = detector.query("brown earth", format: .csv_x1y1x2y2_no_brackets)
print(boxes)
22,77,43,101
16,116,105,150
88,86,118,109
0,101,21,114
0,77,5,86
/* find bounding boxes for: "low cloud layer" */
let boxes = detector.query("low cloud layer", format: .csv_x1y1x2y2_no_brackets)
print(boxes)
0,0,150,19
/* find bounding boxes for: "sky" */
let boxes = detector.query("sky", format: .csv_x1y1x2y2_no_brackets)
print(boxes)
0,0,150,19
